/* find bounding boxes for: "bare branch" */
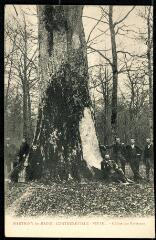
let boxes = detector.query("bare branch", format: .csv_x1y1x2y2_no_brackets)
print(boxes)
97,27,110,35
87,15,104,43
26,48,38,69
117,50,146,59
114,6,135,27
82,15,108,25
88,47,111,53
87,28,109,44
87,46,113,67
13,5,18,16
100,6,109,21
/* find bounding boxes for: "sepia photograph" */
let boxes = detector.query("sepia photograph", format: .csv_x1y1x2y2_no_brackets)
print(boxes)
4,4,154,238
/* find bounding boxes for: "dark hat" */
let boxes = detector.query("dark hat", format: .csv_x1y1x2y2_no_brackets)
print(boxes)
130,137,135,140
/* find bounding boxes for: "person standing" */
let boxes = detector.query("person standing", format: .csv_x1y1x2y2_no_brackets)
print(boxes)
26,144,44,181
101,154,110,180
10,138,30,182
106,137,126,174
126,138,142,182
143,138,153,181
18,138,30,163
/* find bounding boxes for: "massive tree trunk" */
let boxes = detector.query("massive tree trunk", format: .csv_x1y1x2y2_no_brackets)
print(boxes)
28,5,103,181
109,6,118,138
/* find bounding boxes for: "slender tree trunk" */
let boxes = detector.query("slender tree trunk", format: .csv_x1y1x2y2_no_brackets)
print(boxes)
23,84,28,139
27,81,32,143
22,80,32,144
147,7,153,140
109,6,118,138
28,6,103,181
104,68,109,144
100,68,107,144
22,16,32,144
92,92,97,124
129,82,135,121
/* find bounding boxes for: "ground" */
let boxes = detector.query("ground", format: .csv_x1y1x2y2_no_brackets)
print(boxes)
5,164,154,217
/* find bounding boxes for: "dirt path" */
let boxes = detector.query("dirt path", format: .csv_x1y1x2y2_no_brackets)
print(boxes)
6,185,36,216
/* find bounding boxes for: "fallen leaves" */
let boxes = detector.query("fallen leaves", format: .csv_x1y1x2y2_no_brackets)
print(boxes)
5,166,154,217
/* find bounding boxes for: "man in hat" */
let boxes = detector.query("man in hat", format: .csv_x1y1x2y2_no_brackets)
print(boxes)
126,138,142,182
143,138,153,181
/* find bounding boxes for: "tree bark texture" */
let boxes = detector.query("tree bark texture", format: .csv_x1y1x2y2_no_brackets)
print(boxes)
28,6,103,181
109,6,118,138
147,7,153,140
22,17,33,144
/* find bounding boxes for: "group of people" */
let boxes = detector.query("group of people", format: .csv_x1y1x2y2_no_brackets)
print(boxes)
100,137,153,183
5,136,153,184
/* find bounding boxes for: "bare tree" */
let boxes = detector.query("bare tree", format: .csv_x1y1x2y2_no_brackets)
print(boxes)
4,24,18,112
86,6,135,138
6,11,39,143
134,6,153,139
93,65,112,143
123,54,149,140
145,6,153,140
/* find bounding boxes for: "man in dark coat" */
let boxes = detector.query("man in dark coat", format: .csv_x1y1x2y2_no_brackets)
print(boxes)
105,138,126,174
10,138,30,182
143,138,153,181
26,144,44,181
17,138,30,163
126,138,142,182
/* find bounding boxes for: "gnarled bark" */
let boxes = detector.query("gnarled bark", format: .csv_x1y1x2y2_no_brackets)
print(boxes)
28,6,103,181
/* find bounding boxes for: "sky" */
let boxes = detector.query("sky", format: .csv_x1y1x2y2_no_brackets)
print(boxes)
83,5,146,65
5,5,151,101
